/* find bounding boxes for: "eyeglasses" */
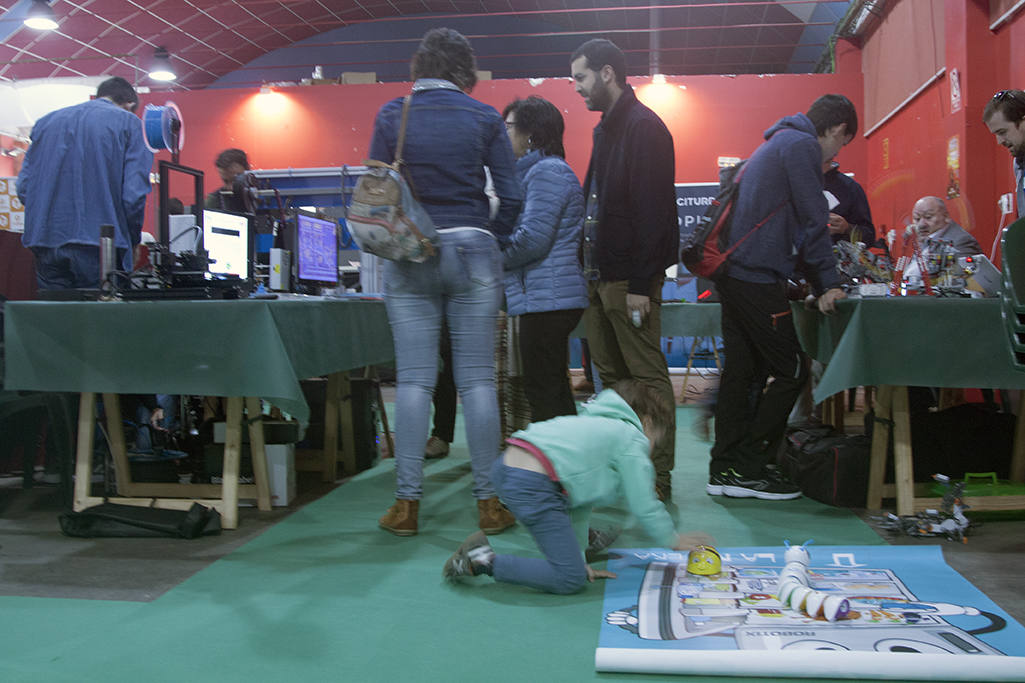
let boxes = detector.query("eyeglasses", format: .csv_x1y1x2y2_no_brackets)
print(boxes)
992,90,1025,105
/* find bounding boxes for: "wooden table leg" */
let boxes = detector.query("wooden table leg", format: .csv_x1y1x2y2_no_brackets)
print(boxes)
866,385,893,510
221,396,243,530
891,386,915,517
339,372,356,477
245,397,272,511
73,393,97,512
373,368,395,461
679,337,701,403
323,372,342,482
822,393,845,430
101,393,137,496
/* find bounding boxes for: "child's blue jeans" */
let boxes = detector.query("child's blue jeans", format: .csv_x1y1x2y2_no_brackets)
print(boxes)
489,459,588,594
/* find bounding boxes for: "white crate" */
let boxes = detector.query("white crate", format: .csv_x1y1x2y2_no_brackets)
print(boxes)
265,444,296,507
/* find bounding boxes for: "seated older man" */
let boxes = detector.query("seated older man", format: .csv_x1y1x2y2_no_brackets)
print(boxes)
902,195,982,283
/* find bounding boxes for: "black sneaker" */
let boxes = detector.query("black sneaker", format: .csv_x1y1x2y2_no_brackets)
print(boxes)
708,468,801,501
706,471,730,496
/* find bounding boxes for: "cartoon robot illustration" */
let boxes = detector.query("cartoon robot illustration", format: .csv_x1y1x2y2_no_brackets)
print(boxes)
604,542,1007,655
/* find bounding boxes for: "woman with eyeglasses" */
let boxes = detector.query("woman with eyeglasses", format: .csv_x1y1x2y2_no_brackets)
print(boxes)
500,96,588,421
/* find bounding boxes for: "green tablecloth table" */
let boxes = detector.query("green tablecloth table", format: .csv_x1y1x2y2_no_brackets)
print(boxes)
571,302,723,401
661,302,722,338
792,296,1025,515
571,301,722,338
3,296,394,527
662,303,722,401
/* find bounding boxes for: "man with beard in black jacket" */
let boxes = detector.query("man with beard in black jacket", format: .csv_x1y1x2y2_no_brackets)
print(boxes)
570,38,678,501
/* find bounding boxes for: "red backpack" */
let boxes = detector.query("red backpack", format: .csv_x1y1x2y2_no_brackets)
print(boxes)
680,161,784,279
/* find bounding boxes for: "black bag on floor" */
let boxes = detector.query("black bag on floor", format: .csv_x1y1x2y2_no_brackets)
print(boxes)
865,402,1016,481
782,426,871,507
59,502,221,539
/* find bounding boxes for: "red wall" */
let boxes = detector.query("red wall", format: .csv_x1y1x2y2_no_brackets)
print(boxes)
863,79,962,247
138,69,864,235
862,0,1025,264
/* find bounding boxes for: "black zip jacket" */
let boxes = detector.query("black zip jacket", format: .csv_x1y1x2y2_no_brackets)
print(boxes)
582,86,679,294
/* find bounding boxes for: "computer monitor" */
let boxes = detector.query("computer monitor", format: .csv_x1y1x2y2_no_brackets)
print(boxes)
295,212,339,290
202,209,251,279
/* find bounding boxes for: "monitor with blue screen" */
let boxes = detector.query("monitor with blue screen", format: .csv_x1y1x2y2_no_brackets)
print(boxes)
296,212,339,287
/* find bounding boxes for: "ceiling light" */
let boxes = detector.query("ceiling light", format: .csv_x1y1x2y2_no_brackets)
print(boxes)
651,73,666,85
24,0,58,31
148,47,177,82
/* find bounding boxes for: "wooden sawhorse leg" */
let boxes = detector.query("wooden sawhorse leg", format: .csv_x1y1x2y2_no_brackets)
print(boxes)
680,337,720,404
72,393,270,530
322,370,358,482
865,385,914,515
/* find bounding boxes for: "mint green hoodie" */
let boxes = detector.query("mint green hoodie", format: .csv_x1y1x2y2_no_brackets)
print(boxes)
508,389,677,548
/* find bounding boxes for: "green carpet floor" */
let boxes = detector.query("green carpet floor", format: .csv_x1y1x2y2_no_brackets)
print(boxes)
0,406,894,682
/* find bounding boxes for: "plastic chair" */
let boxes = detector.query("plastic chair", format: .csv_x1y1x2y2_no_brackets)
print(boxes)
1000,217,1025,370
1001,216,1025,310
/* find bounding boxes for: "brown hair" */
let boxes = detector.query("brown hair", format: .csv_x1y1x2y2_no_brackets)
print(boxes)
410,28,478,92
612,380,673,447
984,89,1025,125
215,148,249,171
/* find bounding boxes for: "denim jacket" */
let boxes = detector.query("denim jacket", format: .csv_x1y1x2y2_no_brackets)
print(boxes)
368,79,522,235
18,98,153,252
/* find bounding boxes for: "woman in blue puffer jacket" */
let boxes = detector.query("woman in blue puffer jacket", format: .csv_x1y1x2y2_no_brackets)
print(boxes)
500,96,589,421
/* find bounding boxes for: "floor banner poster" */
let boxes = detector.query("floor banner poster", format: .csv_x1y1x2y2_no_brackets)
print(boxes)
596,545,1025,681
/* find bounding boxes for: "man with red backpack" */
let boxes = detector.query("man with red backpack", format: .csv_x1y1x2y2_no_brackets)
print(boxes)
706,94,854,501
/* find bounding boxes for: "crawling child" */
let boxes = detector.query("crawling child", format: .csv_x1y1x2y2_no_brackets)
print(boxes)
443,380,711,593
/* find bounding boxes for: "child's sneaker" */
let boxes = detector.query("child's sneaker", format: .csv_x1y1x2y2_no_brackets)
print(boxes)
586,526,622,554
443,531,495,580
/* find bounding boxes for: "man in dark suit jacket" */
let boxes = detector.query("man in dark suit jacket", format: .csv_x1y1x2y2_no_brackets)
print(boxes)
903,196,982,283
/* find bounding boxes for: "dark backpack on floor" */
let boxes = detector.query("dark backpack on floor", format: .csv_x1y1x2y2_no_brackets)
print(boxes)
782,426,871,508
59,502,221,538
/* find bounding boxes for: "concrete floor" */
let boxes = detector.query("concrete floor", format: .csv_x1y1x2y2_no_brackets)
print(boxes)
0,374,1022,629
0,472,338,602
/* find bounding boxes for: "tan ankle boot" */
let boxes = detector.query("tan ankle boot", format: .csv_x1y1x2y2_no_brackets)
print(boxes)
477,497,515,534
379,499,419,536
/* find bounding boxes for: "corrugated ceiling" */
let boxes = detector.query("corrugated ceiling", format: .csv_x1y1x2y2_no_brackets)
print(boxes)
0,0,854,90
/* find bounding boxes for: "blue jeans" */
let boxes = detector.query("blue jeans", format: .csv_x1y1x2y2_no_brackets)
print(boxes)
32,244,129,290
383,228,503,500
489,460,587,594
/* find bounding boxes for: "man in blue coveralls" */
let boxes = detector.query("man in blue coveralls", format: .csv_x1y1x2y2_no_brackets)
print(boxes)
17,76,153,290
